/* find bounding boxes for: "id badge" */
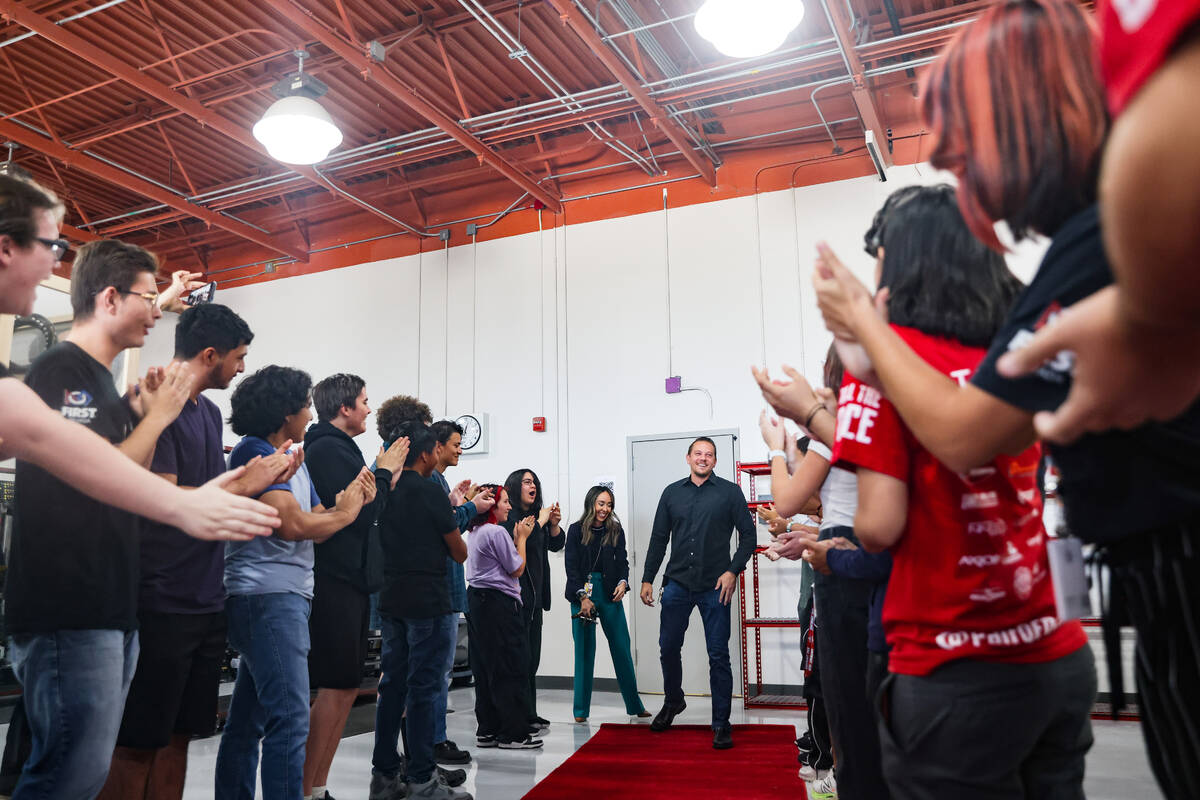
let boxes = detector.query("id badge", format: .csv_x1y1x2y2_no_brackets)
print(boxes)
583,578,593,598
1047,537,1091,622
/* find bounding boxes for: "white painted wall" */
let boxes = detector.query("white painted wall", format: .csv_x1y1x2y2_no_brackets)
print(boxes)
141,164,1048,687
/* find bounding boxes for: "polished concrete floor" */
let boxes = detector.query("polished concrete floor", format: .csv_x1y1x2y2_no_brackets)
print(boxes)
167,687,1160,800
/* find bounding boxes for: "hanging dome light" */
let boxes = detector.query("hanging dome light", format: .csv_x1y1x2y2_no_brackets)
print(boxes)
694,0,805,59
252,51,343,165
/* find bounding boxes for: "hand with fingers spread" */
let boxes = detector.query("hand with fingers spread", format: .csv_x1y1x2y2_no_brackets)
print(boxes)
751,364,822,425
757,503,780,524
177,469,280,541
471,486,496,515
996,285,1200,443
464,483,481,501
375,436,409,475
547,501,562,530
158,270,207,313
232,441,294,497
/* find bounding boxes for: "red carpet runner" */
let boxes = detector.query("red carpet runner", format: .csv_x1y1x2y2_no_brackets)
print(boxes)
521,723,805,799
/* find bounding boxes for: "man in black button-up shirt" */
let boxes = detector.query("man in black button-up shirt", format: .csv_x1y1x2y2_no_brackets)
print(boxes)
639,437,755,747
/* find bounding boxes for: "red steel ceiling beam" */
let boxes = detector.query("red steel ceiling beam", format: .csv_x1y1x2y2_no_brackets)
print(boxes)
0,117,308,261
0,0,420,234
824,0,893,169
545,0,716,186
260,0,563,214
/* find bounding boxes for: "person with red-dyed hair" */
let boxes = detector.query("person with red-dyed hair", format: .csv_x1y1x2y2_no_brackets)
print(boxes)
1000,1,1200,445
464,486,542,751
810,0,1200,797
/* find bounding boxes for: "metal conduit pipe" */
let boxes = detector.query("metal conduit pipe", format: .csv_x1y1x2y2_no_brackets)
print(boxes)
0,0,129,49
456,0,657,174
91,35,853,229
202,116,864,281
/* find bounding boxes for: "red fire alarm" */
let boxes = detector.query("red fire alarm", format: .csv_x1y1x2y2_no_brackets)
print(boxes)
532,416,546,432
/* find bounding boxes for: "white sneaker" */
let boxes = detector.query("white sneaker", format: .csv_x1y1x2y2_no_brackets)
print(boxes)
799,765,830,782
809,772,837,799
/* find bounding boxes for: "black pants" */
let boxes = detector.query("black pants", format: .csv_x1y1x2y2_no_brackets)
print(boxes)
0,696,30,794
468,588,531,743
526,604,543,719
1108,521,1200,800
814,527,889,800
865,650,889,712
879,644,1096,800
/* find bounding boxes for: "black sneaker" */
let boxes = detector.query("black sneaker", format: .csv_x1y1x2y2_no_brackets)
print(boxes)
528,716,550,734
475,734,498,749
437,766,467,787
713,724,734,750
498,735,544,750
434,740,472,765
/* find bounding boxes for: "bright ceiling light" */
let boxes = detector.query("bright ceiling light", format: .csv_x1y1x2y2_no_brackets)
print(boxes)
694,0,805,59
253,95,343,165
252,50,343,166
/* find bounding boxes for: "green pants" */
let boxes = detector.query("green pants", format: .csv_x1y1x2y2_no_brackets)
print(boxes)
571,572,646,719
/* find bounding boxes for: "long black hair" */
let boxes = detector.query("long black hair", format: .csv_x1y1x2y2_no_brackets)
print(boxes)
578,485,622,548
504,468,543,518
874,184,1024,348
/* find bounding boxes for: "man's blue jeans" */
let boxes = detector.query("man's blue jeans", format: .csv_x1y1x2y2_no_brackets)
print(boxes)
432,613,458,744
9,629,138,800
373,613,456,784
215,592,311,800
658,580,733,728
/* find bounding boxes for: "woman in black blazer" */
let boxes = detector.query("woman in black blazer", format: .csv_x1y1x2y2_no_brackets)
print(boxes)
564,486,650,723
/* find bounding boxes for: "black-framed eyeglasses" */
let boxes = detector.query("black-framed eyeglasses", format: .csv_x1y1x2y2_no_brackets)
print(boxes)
35,237,70,261
116,289,160,307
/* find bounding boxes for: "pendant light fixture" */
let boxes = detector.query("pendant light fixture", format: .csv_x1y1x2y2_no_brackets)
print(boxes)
694,0,806,59
252,50,344,165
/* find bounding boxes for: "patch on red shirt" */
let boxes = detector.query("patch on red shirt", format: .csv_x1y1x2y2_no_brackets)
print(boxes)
831,326,1086,676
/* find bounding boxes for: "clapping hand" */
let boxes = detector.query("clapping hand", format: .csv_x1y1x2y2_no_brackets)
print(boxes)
376,436,410,475
514,515,535,540
449,478,472,507
752,364,821,426
471,487,496,515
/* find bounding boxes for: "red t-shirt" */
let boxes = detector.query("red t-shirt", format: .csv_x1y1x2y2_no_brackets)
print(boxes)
832,326,1087,676
1100,0,1200,114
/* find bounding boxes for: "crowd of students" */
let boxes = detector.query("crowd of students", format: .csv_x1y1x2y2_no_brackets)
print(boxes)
748,2,1200,798
0,1,1196,799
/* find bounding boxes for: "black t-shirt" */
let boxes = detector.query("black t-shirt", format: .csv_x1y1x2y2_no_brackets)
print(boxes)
7,342,141,633
973,205,1200,544
140,395,227,614
378,469,458,619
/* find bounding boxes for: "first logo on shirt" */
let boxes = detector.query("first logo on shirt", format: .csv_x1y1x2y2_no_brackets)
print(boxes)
60,389,98,422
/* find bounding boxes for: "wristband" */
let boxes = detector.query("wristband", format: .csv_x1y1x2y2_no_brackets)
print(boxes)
767,449,787,462
804,402,826,429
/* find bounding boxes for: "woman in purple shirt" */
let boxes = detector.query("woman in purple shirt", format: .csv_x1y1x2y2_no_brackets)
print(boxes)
464,486,540,749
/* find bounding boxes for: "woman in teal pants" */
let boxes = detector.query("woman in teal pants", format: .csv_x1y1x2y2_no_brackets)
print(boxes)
565,486,651,723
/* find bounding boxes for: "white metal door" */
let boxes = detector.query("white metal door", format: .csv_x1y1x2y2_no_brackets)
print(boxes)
626,430,741,699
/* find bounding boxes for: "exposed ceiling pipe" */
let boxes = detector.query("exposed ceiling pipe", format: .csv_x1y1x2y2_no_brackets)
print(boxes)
455,0,658,176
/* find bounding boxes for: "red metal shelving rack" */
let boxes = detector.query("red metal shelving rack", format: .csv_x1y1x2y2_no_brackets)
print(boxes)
737,461,807,710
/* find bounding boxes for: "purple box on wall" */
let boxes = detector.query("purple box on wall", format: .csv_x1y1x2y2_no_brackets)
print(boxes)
665,376,682,394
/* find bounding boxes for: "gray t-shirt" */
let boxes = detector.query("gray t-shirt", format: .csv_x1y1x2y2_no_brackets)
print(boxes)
225,436,320,599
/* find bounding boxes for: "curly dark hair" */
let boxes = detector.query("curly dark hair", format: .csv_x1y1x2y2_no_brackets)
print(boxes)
377,394,432,445
229,365,312,438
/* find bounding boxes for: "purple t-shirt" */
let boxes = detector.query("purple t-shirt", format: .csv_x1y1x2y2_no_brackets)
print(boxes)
466,523,524,602
139,394,228,614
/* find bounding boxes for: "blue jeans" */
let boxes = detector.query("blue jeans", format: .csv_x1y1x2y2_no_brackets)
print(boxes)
373,613,456,784
658,580,733,728
215,593,311,800
432,613,458,744
9,629,138,800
